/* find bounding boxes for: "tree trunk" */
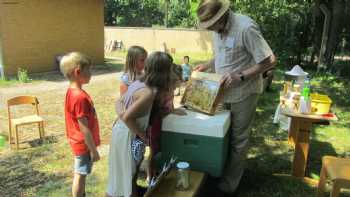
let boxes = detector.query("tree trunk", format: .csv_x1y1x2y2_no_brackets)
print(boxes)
325,0,346,70
311,1,323,66
345,3,350,51
164,0,169,27
318,4,331,72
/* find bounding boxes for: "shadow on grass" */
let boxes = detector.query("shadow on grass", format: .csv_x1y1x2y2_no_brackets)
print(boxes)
200,67,345,196
307,139,337,178
201,68,342,196
238,169,316,197
0,147,66,197
201,82,297,196
103,58,124,72
27,135,59,148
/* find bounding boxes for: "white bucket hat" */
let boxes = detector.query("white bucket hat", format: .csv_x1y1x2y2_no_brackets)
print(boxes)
197,0,230,29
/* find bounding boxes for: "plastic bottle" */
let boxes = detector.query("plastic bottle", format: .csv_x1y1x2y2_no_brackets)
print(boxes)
299,77,311,114
302,77,311,99
0,135,6,150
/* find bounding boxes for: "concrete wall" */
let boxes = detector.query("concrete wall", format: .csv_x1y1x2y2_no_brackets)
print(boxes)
104,27,213,54
1,0,104,75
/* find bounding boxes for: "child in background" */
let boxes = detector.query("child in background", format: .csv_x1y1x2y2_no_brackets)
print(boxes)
120,46,148,95
147,63,187,181
181,56,192,82
106,52,175,197
60,52,100,197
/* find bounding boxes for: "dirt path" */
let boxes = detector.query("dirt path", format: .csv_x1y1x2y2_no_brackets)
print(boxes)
0,71,122,110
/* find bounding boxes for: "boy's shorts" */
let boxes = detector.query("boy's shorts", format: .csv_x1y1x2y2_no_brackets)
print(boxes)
74,153,93,175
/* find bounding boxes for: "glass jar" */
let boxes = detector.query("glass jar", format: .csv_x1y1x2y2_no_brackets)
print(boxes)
176,162,190,191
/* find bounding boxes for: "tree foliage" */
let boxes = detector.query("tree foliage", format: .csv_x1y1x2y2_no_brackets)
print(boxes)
167,0,195,28
104,0,163,27
105,0,196,27
232,0,315,67
104,0,350,70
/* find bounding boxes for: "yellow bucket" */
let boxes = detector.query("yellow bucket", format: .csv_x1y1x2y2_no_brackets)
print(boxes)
310,93,332,114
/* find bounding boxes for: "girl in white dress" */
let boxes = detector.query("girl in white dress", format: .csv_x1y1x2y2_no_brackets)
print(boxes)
106,52,174,197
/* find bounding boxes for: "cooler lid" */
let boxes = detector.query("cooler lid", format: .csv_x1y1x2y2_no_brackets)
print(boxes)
162,110,231,138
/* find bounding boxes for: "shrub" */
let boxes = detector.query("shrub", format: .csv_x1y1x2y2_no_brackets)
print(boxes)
17,68,29,83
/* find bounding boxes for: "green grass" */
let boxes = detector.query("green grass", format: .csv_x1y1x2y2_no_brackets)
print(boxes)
0,72,59,87
0,62,349,196
0,78,20,87
106,50,213,66
0,71,118,196
234,67,350,196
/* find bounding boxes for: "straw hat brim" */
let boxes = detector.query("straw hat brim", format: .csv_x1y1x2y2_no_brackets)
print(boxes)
198,0,230,29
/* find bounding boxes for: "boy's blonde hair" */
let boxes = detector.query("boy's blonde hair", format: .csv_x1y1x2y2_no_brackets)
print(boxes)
60,52,92,80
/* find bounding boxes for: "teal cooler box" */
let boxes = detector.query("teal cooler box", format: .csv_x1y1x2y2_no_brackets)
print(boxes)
160,110,231,177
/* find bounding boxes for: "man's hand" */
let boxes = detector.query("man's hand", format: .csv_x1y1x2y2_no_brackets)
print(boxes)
90,150,100,162
220,71,242,89
193,64,208,72
194,59,214,72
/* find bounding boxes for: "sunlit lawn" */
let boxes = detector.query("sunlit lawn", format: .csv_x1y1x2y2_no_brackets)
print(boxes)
0,54,349,196
0,78,19,87
106,50,212,66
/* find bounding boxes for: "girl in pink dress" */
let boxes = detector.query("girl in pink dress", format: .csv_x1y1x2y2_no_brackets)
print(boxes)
147,64,187,180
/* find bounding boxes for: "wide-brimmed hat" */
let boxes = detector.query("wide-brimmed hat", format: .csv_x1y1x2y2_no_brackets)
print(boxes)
197,0,230,29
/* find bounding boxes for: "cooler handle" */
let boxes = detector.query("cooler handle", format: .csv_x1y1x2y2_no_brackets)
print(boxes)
184,139,199,147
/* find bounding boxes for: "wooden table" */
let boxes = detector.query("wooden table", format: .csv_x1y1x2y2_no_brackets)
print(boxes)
145,170,206,197
282,110,337,178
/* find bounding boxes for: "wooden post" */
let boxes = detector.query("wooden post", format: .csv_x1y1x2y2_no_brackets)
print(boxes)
292,119,312,177
288,117,299,146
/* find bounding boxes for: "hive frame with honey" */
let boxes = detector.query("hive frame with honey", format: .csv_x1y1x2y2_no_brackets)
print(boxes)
181,71,224,115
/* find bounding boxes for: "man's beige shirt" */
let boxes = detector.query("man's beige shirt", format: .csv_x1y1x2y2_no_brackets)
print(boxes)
213,11,273,103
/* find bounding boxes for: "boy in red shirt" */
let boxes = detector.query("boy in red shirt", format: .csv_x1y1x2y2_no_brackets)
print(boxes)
60,52,100,197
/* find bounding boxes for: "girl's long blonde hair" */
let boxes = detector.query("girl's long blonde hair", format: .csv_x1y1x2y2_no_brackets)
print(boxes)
124,46,147,81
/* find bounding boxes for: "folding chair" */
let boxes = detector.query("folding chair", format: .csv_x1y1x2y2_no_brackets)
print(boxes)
7,96,45,150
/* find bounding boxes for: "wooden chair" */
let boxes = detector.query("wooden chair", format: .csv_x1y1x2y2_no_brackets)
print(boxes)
317,156,350,197
7,96,45,150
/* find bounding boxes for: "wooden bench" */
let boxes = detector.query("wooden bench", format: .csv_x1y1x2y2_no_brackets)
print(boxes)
145,170,206,197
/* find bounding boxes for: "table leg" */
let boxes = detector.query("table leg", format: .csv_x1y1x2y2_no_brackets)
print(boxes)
288,118,299,146
292,120,312,177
